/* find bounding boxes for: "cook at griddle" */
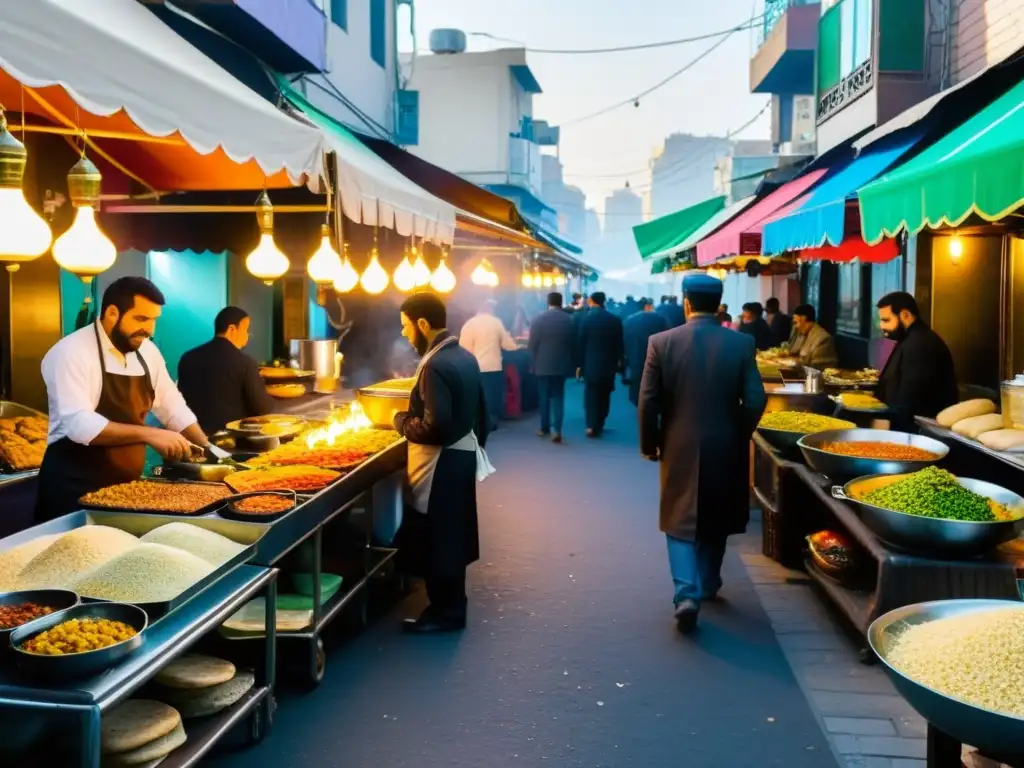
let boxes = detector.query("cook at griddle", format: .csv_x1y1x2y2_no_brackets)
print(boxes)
177,306,276,435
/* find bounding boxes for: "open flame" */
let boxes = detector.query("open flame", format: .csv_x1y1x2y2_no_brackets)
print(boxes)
304,401,374,449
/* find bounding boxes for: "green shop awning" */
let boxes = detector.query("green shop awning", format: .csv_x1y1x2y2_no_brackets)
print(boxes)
859,77,1024,244
633,196,726,261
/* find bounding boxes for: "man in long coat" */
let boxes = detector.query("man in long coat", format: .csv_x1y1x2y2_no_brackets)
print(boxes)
578,292,625,437
623,298,668,406
638,274,766,631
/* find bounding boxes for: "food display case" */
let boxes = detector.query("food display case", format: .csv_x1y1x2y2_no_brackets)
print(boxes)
0,400,47,490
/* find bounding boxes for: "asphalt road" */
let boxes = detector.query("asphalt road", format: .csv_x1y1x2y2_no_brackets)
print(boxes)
209,383,836,767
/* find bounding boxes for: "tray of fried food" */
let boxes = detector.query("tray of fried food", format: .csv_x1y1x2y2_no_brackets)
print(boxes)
823,367,880,388
0,414,49,471
224,465,341,495
79,479,233,515
248,429,400,470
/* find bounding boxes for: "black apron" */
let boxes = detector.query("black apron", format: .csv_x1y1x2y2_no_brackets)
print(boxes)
34,323,155,522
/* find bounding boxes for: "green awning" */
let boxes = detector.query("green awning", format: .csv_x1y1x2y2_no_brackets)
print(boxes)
859,77,1024,245
633,196,726,261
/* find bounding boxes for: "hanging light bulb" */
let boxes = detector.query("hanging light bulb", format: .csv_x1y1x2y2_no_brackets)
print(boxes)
554,271,567,287
472,259,495,286
542,273,554,288
486,267,499,287
333,242,359,293
244,192,289,285
411,246,432,289
521,272,534,288
431,254,457,294
51,155,116,283
360,230,389,294
307,224,342,284
0,110,51,270
393,250,416,292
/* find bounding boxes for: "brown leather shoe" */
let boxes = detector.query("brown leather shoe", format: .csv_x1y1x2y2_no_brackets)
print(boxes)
552,433,563,444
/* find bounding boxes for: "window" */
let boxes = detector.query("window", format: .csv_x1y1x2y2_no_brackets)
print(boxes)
370,0,386,68
837,261,871,337
840,0,873,77
330,0,347,30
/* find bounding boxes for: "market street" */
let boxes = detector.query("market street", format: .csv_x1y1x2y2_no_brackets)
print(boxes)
210,386,835,768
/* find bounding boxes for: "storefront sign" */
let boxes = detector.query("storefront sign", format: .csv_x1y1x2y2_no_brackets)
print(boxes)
817,59,873,124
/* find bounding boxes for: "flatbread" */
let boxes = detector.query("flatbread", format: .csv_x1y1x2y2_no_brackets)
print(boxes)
102,700,181,755
104,722,186,766
158,670,256,719
153,654,236,690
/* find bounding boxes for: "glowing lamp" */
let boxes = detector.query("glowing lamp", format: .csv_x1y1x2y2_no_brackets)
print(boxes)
307,224,342,284
360,252,389,294
411,252,432,288
431,258,457,293
521,273,534,288
245,192,289,285
0,113,51,269
949,236,963,261
542,274,554,288
52,156,116,283
554,273,566,287
333,245,360,293
472,259,498,286
393,256,416,292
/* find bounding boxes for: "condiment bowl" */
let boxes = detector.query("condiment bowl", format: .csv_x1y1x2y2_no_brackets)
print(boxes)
799,428,948,478
833,474,1024,559
10,601,148,680
0,589,80,646
221,490,298,523
869,599,1024,756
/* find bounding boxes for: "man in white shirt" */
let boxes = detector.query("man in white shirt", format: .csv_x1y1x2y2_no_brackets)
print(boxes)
459,299,517,431
35,276,209,522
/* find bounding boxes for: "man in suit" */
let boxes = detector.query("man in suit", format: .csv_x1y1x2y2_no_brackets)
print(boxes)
656,295,684,329
579,291,624,437
528,292,576,443
789,304,839,369
739,302,773,351
875,291,958,431
623,298,669,406
765,297,792,347
638,274,767,632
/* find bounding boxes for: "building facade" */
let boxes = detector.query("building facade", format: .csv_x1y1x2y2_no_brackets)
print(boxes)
541,156,588,246
603,184,643,235
649,134,733,219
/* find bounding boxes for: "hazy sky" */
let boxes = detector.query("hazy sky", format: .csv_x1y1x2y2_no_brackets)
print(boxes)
404,0,772,220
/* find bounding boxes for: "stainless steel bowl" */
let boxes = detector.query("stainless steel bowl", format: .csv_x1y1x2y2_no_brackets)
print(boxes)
10,601,147,679
756,426,808,451
868,599,1024,756
833,474,1024,558
0,589,80,645
799,429,949,478
356,380,415,429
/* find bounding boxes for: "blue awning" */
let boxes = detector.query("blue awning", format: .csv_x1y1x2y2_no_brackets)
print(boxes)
520,212,583,255
762,133,920,254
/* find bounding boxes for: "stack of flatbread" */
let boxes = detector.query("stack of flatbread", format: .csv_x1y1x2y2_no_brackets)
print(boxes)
150,654,255,719
102,700,185,767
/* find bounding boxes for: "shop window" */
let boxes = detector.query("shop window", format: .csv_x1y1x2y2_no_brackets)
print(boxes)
837,261,871,337
817,4,842,93
370,0,386,68
330,0,347,30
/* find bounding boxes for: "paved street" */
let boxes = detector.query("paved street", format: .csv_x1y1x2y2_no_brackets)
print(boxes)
209,385,927,768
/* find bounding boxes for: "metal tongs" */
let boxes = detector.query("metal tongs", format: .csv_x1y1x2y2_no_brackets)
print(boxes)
189,442,250,469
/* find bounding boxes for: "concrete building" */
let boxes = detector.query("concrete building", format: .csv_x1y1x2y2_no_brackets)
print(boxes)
542,155,588,246
403,34,562,228
603,183,643,235
649,133,733,220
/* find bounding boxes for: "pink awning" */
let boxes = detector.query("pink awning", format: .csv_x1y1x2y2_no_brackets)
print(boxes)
695,169,828,266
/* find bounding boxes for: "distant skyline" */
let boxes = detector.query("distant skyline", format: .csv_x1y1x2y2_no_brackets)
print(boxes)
403,0,772,220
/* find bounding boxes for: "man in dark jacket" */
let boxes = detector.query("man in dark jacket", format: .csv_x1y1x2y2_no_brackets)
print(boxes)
177,306,275,434
656,295,685,329
739,302,773,351
875,291,958,431
393,293,490,633
579,292,624,437
528,292,576,442
765,297,792,347
638,275,766,632
623,298,668,406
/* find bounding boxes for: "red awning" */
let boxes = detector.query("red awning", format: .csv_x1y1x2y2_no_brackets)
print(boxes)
801,237,900,263
696,169,827,266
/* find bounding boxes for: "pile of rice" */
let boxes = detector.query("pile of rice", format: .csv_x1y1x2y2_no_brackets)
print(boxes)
71,543,214,604
889,606,1024,717
140,523,245,566
0,533,61,591
16,526,139,590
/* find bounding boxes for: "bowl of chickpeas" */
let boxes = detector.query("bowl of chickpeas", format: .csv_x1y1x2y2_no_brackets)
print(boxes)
10,601,148,679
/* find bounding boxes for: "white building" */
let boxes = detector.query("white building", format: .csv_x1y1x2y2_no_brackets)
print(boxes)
603,184,643,234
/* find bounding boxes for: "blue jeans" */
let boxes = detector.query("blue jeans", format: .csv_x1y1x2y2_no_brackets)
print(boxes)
536,375,566,434
481,371,505,429
666,534,727,606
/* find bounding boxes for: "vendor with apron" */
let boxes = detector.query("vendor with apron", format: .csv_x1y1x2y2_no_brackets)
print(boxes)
392,293,495,634
36,277,207,522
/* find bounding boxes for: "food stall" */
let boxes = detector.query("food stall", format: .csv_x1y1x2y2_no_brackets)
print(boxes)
0,382,412,764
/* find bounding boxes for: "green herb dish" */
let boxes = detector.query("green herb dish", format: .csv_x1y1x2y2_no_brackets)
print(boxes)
861,467,1010,522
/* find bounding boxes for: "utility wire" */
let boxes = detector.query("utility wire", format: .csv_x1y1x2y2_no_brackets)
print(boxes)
560,28,744,126
468,17,764,55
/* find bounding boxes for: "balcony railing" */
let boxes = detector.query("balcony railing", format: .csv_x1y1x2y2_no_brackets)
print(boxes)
760,0,816,44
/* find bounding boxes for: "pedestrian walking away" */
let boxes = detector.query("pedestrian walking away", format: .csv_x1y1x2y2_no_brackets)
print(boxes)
392,293,495,634
623,297,668,407
459,298,517,432
578,291,624,437
528,291,576,442
638,274,766,632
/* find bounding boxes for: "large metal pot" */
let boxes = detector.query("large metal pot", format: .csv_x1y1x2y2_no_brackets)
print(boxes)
356,378,415,428
798,428,949,478
868,599,1024,757
832,473,1024,558
289,339,342,394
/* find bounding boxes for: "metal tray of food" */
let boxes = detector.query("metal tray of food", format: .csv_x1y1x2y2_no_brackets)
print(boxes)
0,510,269,621
832,474,1024,559
868,599,1024,757
798,428,949,478
0,401,49,475
77,478,234,517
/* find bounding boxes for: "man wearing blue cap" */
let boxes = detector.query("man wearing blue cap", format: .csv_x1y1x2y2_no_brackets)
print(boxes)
638,273,767,632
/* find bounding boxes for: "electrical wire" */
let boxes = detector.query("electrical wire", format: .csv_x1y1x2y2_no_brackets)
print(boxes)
468,16,764,55
560,28,745,127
